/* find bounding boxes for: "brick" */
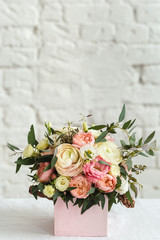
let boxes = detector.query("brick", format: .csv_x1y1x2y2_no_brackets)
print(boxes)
0,48,37,67
0,1,38,26
42,4,62,21
4,105,36,127
2,27,38,47
81,24,114,41
42,22,78,43
123,85,160,104
4,68,37,91
150,26,160,43
136,5,160,23
64,5,110,24
142,66,160,85
136,170,160,198
115,24,149,43
127,45,160,65
109,4,134,23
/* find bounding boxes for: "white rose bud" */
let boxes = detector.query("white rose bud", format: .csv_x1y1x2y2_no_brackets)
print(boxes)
55,176,70,192
36,138,49,150
116,177,129,195
22,144,34,159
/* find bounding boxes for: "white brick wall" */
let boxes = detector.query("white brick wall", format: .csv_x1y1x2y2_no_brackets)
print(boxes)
0,0,160,199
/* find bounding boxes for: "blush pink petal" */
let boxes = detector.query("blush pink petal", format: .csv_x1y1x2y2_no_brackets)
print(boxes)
83,155,111,183
37,162,54,183
105,135,114,141
72,130,95,148
69,175,91,199
96,174,117,193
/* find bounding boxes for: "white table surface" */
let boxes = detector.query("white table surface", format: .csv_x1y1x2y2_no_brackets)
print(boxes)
0,198,160,240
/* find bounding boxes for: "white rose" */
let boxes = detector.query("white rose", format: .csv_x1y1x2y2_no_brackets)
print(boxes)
80,145,98,160
109,164,120,177
89,130,101,139
116,177,129,195
43,185,55,198
55,176,70,192
95,141,122,164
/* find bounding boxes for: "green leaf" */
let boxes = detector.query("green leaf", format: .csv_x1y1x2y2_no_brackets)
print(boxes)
16,163,21,173
125,190,133,205
144,131,155,144
126,156,132,171
88,125,107,130
120,165,128,176
116,176,122,189
119,104,125,122
85,151,92,159
98,194,105,209
122,120,131,129
128,119,136,129
15,157,35,165
87,187,95,195
7,143,20,151
38,183,44,193
27,125,38,146
31,185,38,200
53,191,63,203
51,156,58,168
67,187,77,191
36,154,53,163
95,130,108,143
129,126,136,134
147,149,155,156
139,152,148,157
98,160,111,166
138,137,143,146
129,132,136,145
43,163,51,172
130,183,138,198
74,198,84,207
120,140,127,147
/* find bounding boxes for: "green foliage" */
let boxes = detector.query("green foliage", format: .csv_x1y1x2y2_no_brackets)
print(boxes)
98,160,111,166
27,125,38,146
7,143,20,151
88,125,107,130
144,131,155,144
119,104,125,122
124,191,133,205
95,131,108,143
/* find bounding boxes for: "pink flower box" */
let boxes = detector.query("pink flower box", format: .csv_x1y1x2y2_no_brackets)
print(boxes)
54,197,108,237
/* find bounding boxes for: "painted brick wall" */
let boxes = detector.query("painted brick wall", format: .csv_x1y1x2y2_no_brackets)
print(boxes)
0,0,160,198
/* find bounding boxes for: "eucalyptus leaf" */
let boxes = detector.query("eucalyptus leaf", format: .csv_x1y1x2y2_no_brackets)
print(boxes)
122,120,131,129
88,125,107,130
43,163,51,172
16,163,21,173
95,131,108,143
98,160,111,166
7,143,20,151
87,187,95,195
144,131,155,144
130,183,138,198
51,156,58,168
119,104,125,122
125,190,133,205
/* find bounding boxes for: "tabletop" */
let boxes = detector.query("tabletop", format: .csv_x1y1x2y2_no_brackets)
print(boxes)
0,198,160,240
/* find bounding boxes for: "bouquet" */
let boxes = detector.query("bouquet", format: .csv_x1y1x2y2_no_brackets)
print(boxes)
7,105,158,214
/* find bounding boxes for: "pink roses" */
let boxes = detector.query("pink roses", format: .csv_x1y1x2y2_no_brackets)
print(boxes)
69,175,91,199
37,162,56,183
72,130,95,149
83,156,111,183
96,174,117,193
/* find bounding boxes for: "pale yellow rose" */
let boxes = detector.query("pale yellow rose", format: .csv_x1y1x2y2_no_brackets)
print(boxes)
95,141,122,164
22,144,34,159
43,185,55,198
55,176,70,192
36,137,49,150
55,144,84,177
109,164,120,177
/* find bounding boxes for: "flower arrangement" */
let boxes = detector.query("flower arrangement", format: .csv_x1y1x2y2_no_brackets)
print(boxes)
7,105,158,214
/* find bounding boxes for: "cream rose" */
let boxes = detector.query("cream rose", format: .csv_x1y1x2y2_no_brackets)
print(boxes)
116,177,129,195
22,144,34,159
109,164,120,177
95,141,122,164
55,144,84,177
55,176,70,192
43,185,55,198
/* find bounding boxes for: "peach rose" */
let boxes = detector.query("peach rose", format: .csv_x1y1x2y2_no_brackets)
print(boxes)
72,130,95,149
83,155,111,183
96,174,117,193
55,144,84,177
70,175,91,199
37,162,56,183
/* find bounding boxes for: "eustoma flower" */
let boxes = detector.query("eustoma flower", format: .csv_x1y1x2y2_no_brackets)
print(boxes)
72,130,95,148
95,141,122,164
69,175,91,199
96,174,117,193
83,155,111,183
55,144,84,177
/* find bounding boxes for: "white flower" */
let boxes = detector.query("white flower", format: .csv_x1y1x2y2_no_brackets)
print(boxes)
22,144,34,159
43,185,55,198
95,141,122,164
109,164,120,177
89,130,101,139
55,176,70,192
80,145,98,160
36,138,49,150
116,177,129,195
